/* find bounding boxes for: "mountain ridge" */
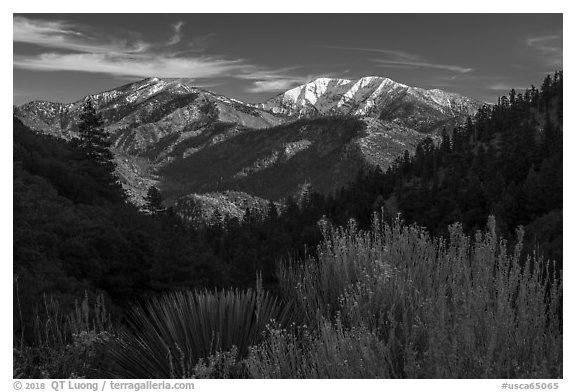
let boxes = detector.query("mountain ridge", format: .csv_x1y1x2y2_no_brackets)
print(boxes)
258,76,482,131
14,75,482,211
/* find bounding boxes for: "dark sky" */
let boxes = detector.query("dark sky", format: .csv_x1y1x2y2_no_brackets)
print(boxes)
13,14,562,105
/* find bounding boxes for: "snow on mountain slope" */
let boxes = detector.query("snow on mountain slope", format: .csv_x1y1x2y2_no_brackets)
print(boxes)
14,77,284,143
259,76,482,133
14,75,481,208
14,77,286,204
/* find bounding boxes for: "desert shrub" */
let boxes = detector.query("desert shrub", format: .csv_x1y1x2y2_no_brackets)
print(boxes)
13,292,114,378
277,218,394,326
108,286,292,378
193,346,248,378
246,318,393,378
244,322,311,378
273,214,562,378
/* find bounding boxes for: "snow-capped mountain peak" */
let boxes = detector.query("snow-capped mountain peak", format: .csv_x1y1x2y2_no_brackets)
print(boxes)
259,76,482,131
14,75,483,207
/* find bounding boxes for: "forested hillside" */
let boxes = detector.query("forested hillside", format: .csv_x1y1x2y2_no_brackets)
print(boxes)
339,71,563,263
13,73,562,378
14,72,563,309
192,71,563,286
13,116,232,341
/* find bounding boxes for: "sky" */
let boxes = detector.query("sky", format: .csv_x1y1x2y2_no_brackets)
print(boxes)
13,14,562,105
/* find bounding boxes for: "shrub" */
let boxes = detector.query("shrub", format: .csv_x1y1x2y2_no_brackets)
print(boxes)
13,292,114,378
277,218,394,326
246,318,393,378
273,214,562,378
193,346,247,378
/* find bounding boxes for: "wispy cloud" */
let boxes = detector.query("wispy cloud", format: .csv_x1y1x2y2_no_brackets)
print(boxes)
322,45,419,61
247,79,306,93
323,44,473,74
13,16,256,81
14,52,247,79
234,67,308,93
370,63,419,70
13,16,149,54
167,21,184,46
374,59,473,73
13,16,326,93
14,16,83,47
239,68,345,93
486,83,527,92
437,73,526,92
526,34,562,68
526,35,559,47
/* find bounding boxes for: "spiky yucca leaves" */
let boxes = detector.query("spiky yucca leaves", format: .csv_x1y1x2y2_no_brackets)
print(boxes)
109,288,291,378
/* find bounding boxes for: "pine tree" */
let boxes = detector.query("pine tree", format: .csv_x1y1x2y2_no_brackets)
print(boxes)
541,74,553,110
440,128,451,155
78,98,114,170
145,185,164,213
76,97,124,202
298,181,313,208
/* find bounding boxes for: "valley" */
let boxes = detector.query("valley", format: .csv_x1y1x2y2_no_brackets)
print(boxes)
14,76,482,220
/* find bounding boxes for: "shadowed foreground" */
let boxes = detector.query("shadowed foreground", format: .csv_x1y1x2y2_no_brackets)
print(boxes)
14,214,562,378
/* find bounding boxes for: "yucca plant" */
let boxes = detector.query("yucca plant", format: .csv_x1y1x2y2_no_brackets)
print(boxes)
109,287,292,378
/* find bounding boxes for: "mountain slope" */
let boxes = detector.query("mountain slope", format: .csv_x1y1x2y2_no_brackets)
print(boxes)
14,77,284,149
14,76,481,209
14,77,287,203
159,117,367,203
259,76,482,133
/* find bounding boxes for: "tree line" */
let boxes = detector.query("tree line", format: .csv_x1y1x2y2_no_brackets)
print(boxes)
13,72,563,344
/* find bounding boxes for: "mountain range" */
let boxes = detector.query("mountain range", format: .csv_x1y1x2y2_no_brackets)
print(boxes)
13,76,483,218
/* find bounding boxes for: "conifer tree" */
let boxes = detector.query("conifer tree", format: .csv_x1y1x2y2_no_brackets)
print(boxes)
298,181,313,208
440,128,451,154
78,98,115,171
145,185,164,213
76,97,124,202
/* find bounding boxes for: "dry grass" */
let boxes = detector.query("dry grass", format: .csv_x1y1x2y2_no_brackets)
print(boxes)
13,292,113,378
253,214,562,378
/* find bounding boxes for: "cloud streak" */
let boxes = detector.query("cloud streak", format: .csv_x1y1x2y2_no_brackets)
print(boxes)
236,66,307,92
373,59,473,73
238,67,345,93
13,16,84,48
13,16,261,82
14,52,248,79
13,16,338,94
323,44,473,74
526,35,559,47
322,45,419,61
486,83,525,91
526,34,562,68
247,79,306,93
13,16,149,54
167,21,184,45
